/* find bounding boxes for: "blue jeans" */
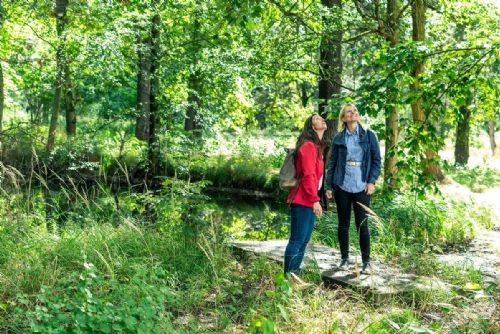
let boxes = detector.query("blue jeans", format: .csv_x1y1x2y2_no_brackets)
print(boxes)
284,204,315,274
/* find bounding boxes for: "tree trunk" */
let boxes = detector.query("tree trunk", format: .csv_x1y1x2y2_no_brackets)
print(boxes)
135,32,152,141
184,72,202,133
148,11,161,189
300,82,309,107
489,120,497,155
384,104,399,185
0,60,3,133
383,0,400,189
410,0,443,180
0,0,4,132
47,0,68,151
454,105,471,165
64,63,76,136
318,0,341,143
184,13,202,136
410,0,425,124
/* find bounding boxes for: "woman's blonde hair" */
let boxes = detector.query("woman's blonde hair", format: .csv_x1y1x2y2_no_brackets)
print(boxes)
338,103,359,131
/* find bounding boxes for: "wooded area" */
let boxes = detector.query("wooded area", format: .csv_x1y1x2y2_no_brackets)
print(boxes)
0,0,498,333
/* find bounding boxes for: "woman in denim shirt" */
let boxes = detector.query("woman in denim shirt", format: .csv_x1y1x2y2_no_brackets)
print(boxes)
325,103,381,273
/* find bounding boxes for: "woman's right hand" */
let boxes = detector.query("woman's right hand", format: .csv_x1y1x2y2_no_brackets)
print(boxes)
325,190,333,200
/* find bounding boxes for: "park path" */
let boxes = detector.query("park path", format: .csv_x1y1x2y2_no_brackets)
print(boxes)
437,181,500,283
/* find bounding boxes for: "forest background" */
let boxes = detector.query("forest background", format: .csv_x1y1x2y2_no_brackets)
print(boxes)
0,0,498,333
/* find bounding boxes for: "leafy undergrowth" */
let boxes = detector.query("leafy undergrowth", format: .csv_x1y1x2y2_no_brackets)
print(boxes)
0,165,497,332
0,125,288,194
1,218,497,333
445,164,500,193
316,192,494,259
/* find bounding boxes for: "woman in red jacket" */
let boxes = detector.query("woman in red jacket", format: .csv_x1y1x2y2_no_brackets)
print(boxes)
284,114,327,275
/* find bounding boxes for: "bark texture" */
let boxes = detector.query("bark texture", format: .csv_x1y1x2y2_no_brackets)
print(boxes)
135,32,152,141
410,0,443,180
64,63,76,135
383,0,401,189
47,0,68,151
489,120,497,155
454,87,472,165
148,12,161,188
318,0,341,143
184,72,202,133
184,12,202,136
0,0,3,132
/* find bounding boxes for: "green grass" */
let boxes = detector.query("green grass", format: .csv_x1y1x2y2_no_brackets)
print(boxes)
315,192,485,260
0,126,498,333
0,184,497,333
445,164,500,192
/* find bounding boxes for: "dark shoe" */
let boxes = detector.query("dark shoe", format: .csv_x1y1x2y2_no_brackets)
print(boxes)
339,258,350,269
361,262,374,274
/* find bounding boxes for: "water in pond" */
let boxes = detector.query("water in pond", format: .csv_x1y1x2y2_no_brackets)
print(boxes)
207,195,290,241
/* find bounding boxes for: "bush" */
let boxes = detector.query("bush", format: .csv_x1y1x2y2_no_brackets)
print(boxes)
373,193,477,250
445,164,500,192
16,263,176,333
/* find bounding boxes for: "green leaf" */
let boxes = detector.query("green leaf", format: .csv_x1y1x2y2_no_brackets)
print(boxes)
277,303,289,322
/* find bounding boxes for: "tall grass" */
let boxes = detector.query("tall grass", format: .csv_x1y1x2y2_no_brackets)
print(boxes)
0,128,497,332
314,191,493,280
0,169,497,332
445,164,500,192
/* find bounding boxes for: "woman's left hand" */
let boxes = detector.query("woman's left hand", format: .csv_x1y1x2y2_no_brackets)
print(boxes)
313,201,323,217
365,183,375,195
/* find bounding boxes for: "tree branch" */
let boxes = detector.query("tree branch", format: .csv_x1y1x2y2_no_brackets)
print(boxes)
423,46,487,58
396,1,412,23
266,0,319,35
426,48,496,116
22,20,56,49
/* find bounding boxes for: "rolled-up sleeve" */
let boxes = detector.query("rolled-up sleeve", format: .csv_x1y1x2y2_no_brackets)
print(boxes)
326,141,338,190
299,142,320,203
367,131,381,184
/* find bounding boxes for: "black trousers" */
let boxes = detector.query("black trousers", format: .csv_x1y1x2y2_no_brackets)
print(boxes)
334,187,371,263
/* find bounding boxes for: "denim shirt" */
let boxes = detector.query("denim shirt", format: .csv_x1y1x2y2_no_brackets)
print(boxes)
325,124,382,192
340,126,366,193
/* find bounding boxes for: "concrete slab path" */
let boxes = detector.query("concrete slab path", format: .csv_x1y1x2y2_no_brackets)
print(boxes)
231,239,451,302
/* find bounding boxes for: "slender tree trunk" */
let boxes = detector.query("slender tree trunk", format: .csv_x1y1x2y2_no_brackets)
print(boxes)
300,82,309,107
454,106,471,165
0,61,3,133
148,12,161,189
184,12,202,136
384,104,399,184
184,72,201,133
383,0,400,189
410,0,425,125
135,32,152,141
64,63,76,136
0,0,3,133
452,26,471,166
47,0,68,151
489,120,497,155
410,0,443,180
318,0,341,143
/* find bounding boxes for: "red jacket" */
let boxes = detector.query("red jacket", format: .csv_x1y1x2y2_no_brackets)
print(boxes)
287,141,324,208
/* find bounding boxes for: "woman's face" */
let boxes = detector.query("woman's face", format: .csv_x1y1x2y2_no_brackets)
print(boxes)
342,106,359,124
312,115,327,131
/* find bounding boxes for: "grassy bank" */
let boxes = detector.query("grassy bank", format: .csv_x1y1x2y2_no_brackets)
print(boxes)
0,175,497,333
0,126,498,332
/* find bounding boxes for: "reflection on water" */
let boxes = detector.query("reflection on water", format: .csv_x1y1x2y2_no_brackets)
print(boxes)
208,195,290,241
25,185,291,241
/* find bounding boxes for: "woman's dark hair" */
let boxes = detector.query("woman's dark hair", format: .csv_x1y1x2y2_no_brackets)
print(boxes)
295,114,325,158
